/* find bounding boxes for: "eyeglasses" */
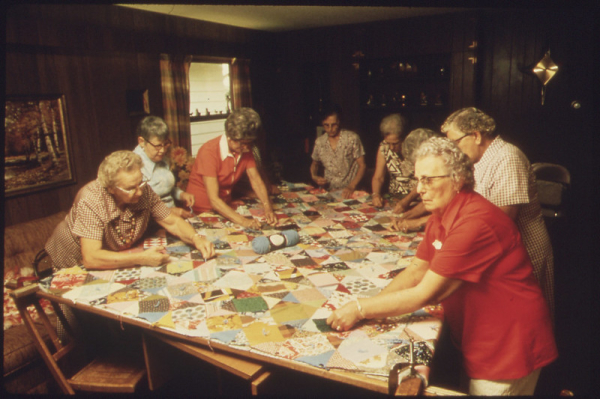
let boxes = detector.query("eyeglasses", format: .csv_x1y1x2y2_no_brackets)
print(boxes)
144,138,172,150
416,175,450,187
115,179,148,195
451,133,474,144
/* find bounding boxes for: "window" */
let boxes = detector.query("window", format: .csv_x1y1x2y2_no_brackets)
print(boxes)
189,61,232,155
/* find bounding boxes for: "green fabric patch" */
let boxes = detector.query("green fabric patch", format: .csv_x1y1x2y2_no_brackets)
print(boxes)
232,296,269,313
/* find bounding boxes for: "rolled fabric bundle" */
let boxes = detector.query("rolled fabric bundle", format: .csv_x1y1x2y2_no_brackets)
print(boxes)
252,230,300,254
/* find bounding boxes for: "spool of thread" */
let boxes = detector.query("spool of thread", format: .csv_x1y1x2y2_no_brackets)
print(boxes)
252,230,300,254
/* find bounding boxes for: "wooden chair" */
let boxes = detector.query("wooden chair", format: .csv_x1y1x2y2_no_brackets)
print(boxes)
532,162,571,223
9,284,147,394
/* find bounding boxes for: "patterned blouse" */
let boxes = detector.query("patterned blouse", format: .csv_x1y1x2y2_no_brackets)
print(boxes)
379,141,415,195
45,180,171,270
311,130,365,190
474,136,554,316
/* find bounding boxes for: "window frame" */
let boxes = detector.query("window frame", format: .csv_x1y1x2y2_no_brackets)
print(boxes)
189,56,234,123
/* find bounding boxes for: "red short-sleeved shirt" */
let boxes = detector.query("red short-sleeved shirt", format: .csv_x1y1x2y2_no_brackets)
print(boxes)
186,134,256,213
416,190,557,380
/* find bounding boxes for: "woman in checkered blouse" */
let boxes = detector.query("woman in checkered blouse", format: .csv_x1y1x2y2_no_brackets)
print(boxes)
45,150,214,270
441,107,555,319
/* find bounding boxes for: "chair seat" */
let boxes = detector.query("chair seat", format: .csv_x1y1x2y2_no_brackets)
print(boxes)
68,352,146,393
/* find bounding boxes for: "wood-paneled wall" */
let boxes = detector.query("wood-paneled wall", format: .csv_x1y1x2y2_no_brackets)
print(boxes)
4,4,274,227
268,11,480,182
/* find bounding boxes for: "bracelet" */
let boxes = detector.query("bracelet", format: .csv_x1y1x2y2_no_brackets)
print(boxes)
355,298,366,320
191,233,202,242
372,193,381,198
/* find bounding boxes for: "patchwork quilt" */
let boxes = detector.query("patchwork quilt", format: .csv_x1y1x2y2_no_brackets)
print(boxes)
41,182,443,383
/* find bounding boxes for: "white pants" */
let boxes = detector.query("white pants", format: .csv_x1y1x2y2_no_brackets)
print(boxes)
469,368,541,396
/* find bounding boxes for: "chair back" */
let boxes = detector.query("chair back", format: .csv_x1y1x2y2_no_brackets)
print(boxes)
532,163,570,219
9,285,146,394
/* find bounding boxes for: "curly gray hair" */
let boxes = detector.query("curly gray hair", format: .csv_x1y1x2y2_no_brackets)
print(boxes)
413,137,474,190
136,116,169,141
402,128,439,164
97,150,143,188
440,107,497,139
225,108,262,141
379,113,408,139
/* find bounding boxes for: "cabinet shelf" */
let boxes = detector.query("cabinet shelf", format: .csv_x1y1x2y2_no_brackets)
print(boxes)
359,53,451,120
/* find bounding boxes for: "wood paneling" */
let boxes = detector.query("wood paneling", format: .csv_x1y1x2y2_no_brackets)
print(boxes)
4,4,274,226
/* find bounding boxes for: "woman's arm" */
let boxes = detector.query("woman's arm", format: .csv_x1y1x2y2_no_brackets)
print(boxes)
157,213,215,259
342,155,367,199
327,258,462,331
311,160,327,186
246,167,277,225
371,149,387,207
81,237,170,270
393,187,420,214
203,175,259,229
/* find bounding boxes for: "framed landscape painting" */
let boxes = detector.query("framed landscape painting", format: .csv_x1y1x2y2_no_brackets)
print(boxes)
5,95,76,197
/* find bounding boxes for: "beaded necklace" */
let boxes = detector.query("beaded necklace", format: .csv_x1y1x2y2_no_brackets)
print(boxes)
115,216,137,246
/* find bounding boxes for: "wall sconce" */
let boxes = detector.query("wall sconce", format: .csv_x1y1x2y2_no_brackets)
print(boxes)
531,50,559,105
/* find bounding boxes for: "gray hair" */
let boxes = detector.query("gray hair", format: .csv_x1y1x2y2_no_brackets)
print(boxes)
97,150,143,188
440,107,497,139
136,116,169,141
225,108,262,141
402,128,438,164
414,137,475,190
379,113,408,139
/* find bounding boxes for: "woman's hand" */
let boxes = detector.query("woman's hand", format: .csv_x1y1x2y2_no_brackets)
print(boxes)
393,202,407,215
180,192,195,208
241,217,261,230
342,185,355,199
391,217,422,233
193,235,215,260
372,193,383,208
312,175,328,187
264,209,277,226
326,300,362,332
141,246,170,266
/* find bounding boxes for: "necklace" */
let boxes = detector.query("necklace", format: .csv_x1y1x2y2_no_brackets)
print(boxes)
115,216,137,246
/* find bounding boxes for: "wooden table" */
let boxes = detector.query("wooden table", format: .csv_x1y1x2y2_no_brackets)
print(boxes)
39,183,446,395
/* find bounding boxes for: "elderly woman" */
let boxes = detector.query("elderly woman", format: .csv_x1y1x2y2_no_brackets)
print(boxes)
186,108,276,229
371,115,435,231
441,107,554,318
133,116,195,219
45,150,214,270
311,103,366,199
371,113,413,207
328,137,557,396
389,127,439,233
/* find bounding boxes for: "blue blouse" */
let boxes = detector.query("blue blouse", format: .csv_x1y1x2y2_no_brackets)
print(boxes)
133,145,182,208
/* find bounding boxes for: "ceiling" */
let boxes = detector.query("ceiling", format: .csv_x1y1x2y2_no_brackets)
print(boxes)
117,4,468,32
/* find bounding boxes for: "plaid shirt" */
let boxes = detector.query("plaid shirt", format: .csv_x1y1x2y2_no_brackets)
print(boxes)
311,130,365,190
474,137,554,317
45,180,171,269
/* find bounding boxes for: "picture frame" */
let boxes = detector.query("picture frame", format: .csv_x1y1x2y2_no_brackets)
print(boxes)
4,95,76,197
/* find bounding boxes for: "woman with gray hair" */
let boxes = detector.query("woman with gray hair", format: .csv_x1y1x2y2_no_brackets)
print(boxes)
441,107,555,319
371,113,412,207
186,108,276,229
45,150,214,270
133,116,196,218
328,137,557,396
